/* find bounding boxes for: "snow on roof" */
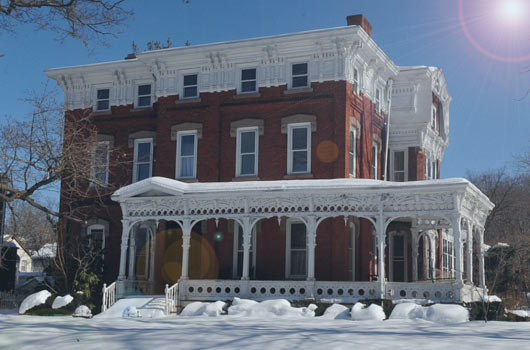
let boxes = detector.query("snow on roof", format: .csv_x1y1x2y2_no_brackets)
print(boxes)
32,243,57,259
112,176,473,201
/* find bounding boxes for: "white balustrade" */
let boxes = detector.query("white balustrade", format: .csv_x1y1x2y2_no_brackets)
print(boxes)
102,281,117,312
165,282,179,315
386,281,457,302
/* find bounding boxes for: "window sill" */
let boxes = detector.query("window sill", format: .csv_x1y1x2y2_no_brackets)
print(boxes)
90,110,112,116
233,92,261,99
175,97,201,105
177,178,198,183
232,176,260,181
283,173,314,180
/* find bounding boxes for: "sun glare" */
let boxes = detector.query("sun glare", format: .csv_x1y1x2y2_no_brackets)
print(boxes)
498,0,527,24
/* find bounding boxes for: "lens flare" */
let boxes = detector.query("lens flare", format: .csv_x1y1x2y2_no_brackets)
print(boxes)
458,0,530,62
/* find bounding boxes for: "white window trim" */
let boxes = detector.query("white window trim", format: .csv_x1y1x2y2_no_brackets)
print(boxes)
133,138,153,183
91,141,110,187
238,67,258,94
289,62,310,89
287,122,311,175
181,73,199,99
232,222,257,279
135,83,153,108
375,87,382,113
236,127,259,177
389,231,408,282
431,106,438,132
175,130,198,179
372,142,379,180
349,128,357,177
390,149,408,182
285,219,307,280
87,224,106,250
94,87,111,112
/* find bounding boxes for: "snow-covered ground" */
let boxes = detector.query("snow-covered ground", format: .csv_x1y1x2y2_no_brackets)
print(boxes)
1,312,530,349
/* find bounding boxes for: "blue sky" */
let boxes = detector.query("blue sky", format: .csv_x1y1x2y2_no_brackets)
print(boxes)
1,0,528,179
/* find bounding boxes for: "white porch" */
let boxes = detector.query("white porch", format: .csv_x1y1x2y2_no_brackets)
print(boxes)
109,177,493,306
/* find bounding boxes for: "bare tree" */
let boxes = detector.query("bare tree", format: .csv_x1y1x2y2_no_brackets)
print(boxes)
0,0,133,48
0,87,126,222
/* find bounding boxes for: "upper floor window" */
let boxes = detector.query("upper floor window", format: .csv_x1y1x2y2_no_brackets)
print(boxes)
349,128,357,177
92,141,110,186
431,106,438,132
137,84,152,108
183,74,199,99
353,68,360,95
95,88,110,111
287,123,311,174
176,131,197,179
371,142,379,179
375,87,382,113
392,150,407,182
286,220,307,279
236,128,258,177
291,63,309,89
133,138,153,182
240,68,257,93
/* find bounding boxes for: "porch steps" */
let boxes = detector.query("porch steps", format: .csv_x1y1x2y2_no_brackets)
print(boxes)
97,295,166,318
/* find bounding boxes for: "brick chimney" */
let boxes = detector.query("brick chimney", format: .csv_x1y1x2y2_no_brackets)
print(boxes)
347,14,372,37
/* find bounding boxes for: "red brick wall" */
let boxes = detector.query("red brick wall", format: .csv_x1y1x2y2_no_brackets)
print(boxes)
61,80,392,284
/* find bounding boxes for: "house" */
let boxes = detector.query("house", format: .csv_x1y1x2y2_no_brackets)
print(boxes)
3,235,33,285
45,15,493,308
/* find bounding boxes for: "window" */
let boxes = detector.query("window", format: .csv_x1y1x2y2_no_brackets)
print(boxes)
236,128,258,177
133,138,153,182
134,227,150,280
431,106,438,132
392,150,406,182
371,143,379,179
20,260,27,272
432,161,437,179
95,88,110,111
87,224,105,250
137,84,152,107
92,141,110,186
291,63,309,88
353,68,360,95
349,129,357,176
240,68,257,93
390,232,407,282
442,238,455,279
183,74,198,98
287,123,311,174
286,221,307,279
233,223,256,279
176,131,197,179
348,224,356,281
375,87,382,113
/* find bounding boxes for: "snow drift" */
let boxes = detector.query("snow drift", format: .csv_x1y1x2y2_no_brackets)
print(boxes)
52,295,73,309
350,302,386,321
180,301,226,317
227,298,316,318
389,302,469,323
320,304,350,320
19,290,51,314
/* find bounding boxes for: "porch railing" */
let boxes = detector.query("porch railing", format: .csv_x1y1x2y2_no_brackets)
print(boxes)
385,281,457,302
165,282,179,315
102,281,117,312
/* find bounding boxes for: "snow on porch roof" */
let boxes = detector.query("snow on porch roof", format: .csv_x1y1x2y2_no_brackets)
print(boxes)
111,176,486,203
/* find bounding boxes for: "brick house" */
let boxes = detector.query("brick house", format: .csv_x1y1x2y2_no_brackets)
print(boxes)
46,15,493,308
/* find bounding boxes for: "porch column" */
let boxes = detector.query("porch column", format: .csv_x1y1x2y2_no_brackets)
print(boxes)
411,228,419,281
451,215,463,283
149,222,157,284
429,233,436,280
127,229,136,280
180,219,192,281
465,221,473,284
376,213,386,292
118,219,131,281
240,217,252,280
305,216,318,281
478,228,486,288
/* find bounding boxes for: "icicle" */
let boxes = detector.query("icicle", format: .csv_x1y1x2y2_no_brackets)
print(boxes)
277,216,281,226
215,218,219,228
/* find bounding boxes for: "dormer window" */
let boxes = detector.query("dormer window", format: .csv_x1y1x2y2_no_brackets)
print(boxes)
291,63,309,89
95,88,110,111
183,74,199,98
137,84,152,107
